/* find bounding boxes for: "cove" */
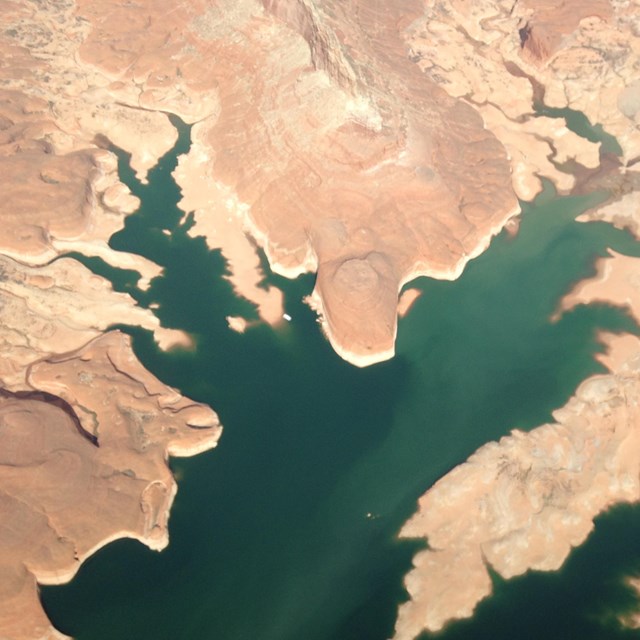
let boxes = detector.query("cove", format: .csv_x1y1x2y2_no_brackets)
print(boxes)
42,119,640,640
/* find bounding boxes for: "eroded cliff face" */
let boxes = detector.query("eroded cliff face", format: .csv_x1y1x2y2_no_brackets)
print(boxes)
86,0,518,365
2,0,638,367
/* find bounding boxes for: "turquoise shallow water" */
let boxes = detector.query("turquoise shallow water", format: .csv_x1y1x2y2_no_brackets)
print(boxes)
42,119,640,639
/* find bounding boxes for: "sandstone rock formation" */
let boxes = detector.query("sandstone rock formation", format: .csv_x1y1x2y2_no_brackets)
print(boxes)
577,182,640,238
405,0,639,198
394,193,640,638
394,344,640,638
0,332,221,640
7,0,517,365
2,0,637,367
3,0,640,638
560,249,640,323
0,254,189,389
178,0,519,365
391,3,640,634
1,2,227,638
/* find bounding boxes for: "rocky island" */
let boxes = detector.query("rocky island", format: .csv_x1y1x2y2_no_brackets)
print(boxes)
1,0,640,638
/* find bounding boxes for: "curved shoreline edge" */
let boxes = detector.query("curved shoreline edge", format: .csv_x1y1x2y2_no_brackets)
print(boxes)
1,0,639,638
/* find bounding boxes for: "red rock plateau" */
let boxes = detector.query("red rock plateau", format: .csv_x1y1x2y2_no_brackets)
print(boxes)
0,332,220,640
2,0,640,638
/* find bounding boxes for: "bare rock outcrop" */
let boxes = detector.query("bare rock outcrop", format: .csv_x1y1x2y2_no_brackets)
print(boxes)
3,0,640,638
0,332,221,640
0,254,187,388
394,199,640,638
394,350,640,638
0,4,226,639
576,180,640,238
171,0,518,365
406,0,640,198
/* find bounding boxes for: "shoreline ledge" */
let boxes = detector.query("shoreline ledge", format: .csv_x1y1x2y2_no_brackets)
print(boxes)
0,331,222,640
393,329,640,639
1,0,639,638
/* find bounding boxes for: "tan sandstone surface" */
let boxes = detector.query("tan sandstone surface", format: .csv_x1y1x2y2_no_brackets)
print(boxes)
394,199,640,637
394,337,640,638
185,0,519,365
0,331,221,640
577,180,640,237
3,0,521,364
405,0,639,199
1,1,229,638
390,2,640,636
1,0,636,364
3,0,640,638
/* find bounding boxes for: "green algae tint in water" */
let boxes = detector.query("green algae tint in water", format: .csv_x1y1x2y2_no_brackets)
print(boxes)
42,125,640,640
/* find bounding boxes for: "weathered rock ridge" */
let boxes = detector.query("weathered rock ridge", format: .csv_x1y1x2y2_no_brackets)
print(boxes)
1,0,637,367
1,2,225,638
406,0,640,198
394,341,640,637
138,0,519,365
392,1,640,635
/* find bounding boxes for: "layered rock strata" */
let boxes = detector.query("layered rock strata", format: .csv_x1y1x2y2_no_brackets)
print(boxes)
2,0,637,367
394,343,640,638
177,0,519,365
3,0,640,639
6,0,514,365
393,2,640,635
1,2,226,638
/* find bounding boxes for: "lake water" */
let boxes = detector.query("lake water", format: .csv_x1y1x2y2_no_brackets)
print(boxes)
42,118,640,640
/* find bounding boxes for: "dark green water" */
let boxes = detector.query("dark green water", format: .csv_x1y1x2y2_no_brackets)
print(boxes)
535,104,624,156
42,118,640,640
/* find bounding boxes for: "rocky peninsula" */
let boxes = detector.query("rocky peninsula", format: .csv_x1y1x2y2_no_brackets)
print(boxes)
393,1,640,634
2,0,640,638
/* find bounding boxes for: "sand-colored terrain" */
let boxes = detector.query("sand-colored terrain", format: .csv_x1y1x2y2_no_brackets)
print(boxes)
560,249,640,326
391,2,640,635
406,0,640,196
577,181,640,237
178,0,519,365
1,2,228,637
394,337,640,638
10,0,635,368
0,332,220,640
3,0,519,364
2,0,640,637
394,198,640,638
1,0,637,366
